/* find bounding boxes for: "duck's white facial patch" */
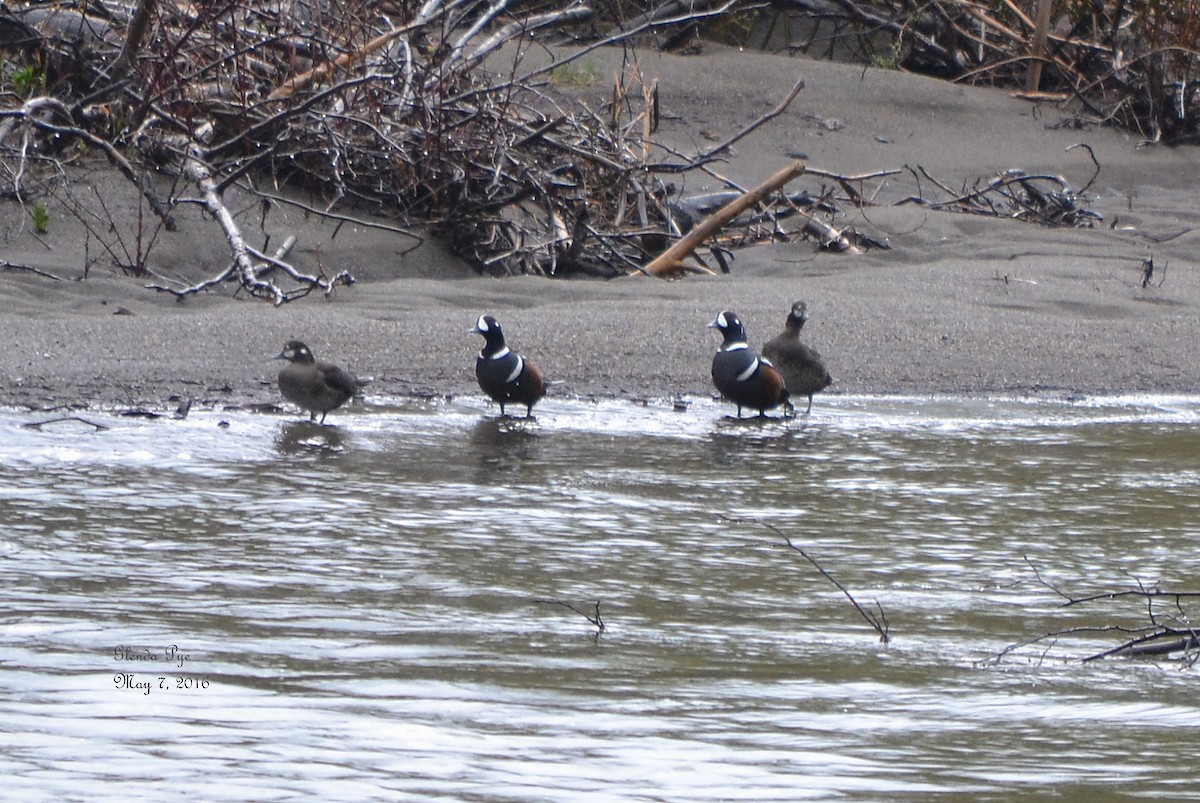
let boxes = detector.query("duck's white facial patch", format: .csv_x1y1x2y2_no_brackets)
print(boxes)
736,357,760,382
475,315,490,332
714,311,728,329
505,355,524,383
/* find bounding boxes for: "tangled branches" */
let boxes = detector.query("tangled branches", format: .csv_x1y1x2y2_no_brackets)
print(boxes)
3,0,1153,300
765,0,1200,144
901,143,1103,228
0,0,833,301
981,558,1200,667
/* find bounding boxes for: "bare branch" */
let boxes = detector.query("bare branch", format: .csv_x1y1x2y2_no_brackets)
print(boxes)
0,96,175,227
22,416,109,431
722,515,890,644
642,160,807,276
655,77,806,172
533,598,606,632
1,259,64,281
984,558,1200,665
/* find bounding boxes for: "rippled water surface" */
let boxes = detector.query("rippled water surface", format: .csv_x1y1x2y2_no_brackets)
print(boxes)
3,395,1199,801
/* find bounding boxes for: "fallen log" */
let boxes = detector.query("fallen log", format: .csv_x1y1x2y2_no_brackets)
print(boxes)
640,159,807,277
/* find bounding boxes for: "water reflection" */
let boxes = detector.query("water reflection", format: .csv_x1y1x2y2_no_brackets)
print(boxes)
468,416,543,478
275,420,350,454
1,395,1198,800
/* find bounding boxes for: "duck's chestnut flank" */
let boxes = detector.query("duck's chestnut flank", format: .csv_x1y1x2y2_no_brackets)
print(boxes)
472,315,546,417
708,310,791,418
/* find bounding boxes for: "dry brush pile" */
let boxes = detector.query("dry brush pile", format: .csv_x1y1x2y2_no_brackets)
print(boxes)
0,0,1189,302
0,0,836,302
766,0,1200,144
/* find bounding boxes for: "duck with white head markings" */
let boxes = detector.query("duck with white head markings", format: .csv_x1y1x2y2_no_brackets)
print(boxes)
708,311,792,418
471,315,546,417
273,340,360,424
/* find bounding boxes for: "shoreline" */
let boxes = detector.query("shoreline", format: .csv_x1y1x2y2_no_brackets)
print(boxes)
1,261,1196,414
3,46,1199,411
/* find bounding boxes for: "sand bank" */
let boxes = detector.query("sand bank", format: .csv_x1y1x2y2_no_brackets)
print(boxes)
2,45,1198,410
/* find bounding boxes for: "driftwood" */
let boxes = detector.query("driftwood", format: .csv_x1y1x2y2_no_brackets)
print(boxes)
980,557,1200,666
0,0,1136,298
668,188,869,251
1,258,63,281
0,1,850,294
761,0,1200,144
900,150,1102,228
642,160,808,277
533,598,606,634
21,416,109,431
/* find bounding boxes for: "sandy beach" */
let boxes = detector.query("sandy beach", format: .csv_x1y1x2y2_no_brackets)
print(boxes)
3,44,1200,411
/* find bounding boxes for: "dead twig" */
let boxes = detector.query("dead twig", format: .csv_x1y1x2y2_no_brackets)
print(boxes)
534,598,606,633
900,164,1101,227
652,77,806,172
723,515,890,644
0,97,175,227
1065,142,1101,195
0,259,63,281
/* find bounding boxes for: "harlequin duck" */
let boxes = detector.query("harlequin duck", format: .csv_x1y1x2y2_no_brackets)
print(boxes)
472,315,546,417
274,340,359,424
709,310,791,418
762,300,832,415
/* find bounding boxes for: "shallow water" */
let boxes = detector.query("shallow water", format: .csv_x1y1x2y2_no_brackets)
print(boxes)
2,395,1198,801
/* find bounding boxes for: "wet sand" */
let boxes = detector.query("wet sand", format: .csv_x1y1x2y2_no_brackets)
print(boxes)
2,45,1199,411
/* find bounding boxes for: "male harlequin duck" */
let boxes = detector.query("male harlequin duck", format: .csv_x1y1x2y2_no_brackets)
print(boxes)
709,310,792,418
472,315,546,417
274,340,359,424
762,300,832,415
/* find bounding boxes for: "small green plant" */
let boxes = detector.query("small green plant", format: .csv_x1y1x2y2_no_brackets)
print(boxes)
866,41,903,71
10,65,45,98
29,203,50,235
550,59,598,87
